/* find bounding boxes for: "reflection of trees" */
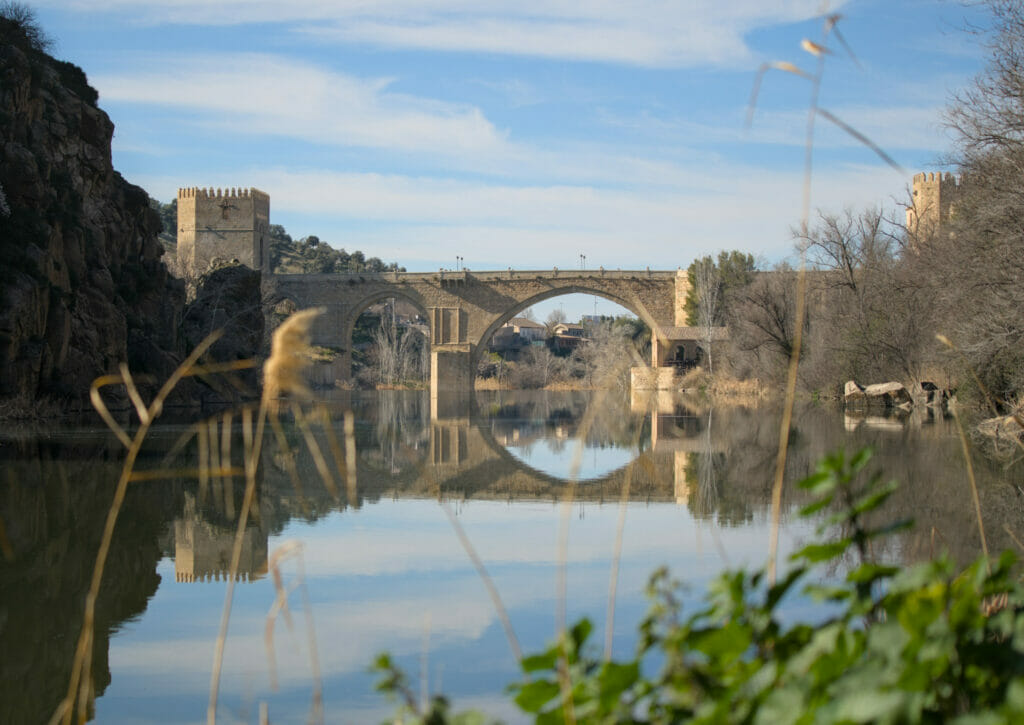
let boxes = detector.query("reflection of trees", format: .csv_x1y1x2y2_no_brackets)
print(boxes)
688,411,726,520
683,403,1024,566
359,390,430,475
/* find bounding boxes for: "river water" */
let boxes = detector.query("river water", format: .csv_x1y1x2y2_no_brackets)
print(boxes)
1,389,1021,723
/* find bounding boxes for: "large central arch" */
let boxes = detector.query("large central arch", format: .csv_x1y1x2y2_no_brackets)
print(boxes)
470,285,659,374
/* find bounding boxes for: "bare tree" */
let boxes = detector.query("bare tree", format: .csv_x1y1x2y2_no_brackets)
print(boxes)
543,307,566,338
694,259,722,375
937,0,1024,404
946,1,1024,161
727,263,802,382
795,208,933,386
371,300,429,386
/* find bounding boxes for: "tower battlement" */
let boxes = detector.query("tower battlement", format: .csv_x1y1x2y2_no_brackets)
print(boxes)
176,186,270,277
177,186,269,201
907,171,962,237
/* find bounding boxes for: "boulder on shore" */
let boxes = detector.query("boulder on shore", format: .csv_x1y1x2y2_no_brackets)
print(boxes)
845,381,913,408
911,381,948,406
844,380,865,400
978,414,1024,441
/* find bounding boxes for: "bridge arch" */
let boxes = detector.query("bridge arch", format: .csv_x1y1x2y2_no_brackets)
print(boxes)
470,285,658,374
342,288,430,350
341,288,431,384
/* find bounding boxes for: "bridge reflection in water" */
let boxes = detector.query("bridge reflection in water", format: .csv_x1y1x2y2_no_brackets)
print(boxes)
168,389,718,585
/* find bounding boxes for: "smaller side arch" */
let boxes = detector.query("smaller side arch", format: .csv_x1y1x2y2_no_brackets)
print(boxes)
337,288,432,386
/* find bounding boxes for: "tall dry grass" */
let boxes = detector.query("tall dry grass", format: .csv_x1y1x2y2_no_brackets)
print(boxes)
50,307,361,725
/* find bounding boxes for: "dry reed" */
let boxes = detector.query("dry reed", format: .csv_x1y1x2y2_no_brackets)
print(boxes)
52,332,224,725
749,9,903,584
207,307,327,725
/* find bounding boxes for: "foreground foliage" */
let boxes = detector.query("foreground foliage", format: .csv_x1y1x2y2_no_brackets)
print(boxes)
376,449,1024,723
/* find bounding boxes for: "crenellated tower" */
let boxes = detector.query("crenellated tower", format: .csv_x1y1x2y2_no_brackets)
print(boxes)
906,172,962,239
176,187,270,277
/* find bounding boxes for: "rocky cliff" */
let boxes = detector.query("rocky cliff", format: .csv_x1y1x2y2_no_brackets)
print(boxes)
0,26,184,409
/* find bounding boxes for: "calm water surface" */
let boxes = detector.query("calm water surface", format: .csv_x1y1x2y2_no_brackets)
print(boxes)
1,390,1021,723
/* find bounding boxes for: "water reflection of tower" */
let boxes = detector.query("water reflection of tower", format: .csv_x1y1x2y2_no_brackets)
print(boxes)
173,492,268,583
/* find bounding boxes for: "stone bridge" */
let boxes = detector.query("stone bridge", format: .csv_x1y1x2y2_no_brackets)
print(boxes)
264,269,692,395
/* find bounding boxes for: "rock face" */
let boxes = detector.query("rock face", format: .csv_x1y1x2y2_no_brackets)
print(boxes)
0,37,184,408
180,262,263,401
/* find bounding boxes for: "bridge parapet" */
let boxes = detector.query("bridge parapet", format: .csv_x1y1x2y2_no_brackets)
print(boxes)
268,269,679,283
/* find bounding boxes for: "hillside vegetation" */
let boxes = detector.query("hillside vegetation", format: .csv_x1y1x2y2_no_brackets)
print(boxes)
149,197,403,275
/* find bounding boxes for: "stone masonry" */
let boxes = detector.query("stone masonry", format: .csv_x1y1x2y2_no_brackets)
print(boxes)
176,187,270,276
265,268,690,393
906,172,962,239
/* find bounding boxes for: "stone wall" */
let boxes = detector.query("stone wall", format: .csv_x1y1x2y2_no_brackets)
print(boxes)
907,171,962,238
630,366,678,391
176,187,269,276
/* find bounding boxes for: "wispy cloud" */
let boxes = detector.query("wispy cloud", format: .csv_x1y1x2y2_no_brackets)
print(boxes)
600,104,950,154
134,162,906,269
51,0,844,68
94,53,504,155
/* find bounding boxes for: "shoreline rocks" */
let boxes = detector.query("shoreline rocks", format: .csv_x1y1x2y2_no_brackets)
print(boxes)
843,380,949,409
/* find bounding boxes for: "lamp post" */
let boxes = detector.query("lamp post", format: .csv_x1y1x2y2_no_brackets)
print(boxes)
579,253,586,270
456,255,464,271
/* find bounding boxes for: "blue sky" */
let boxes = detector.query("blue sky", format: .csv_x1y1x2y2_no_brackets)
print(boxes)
33,1,986,287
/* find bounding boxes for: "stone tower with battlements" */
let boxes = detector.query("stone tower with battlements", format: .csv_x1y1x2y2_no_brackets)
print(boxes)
176,187,270,277
906,172,962,239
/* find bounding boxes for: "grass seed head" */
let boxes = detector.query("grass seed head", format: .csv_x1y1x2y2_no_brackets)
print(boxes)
264,307,325,407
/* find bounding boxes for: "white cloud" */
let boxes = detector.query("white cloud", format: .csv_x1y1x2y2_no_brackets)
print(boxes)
49,0,844,68
132,161,906,269
94,54,504,156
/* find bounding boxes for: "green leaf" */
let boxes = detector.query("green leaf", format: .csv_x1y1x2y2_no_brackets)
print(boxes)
832,690,905,721
514,679,561,713
851,479,897,515
793,540,850,563
849,447,873,474
520,650,558,674
596,661,639,710
846,563,899,585
569,618,593,651
766,567,805,609
755,685,805,725
450,711,491,725
798,470,833,496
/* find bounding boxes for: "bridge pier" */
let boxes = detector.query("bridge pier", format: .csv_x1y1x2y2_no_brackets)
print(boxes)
431,345,473,419
431,345,472,392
